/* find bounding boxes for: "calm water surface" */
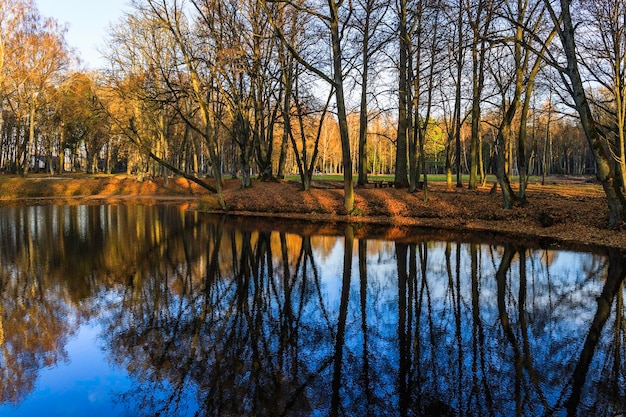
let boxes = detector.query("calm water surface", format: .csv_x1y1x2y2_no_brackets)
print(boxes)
0,204,624,416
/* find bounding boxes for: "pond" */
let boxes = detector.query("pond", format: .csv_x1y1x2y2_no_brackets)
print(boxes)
0,204,624,417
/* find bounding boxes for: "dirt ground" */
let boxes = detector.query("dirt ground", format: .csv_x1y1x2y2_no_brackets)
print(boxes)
1,174,624,251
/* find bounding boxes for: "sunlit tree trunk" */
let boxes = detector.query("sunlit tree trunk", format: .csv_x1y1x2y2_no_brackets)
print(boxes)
356,0,381,187
23,97,36,176
395,0,409,189
455,0,464,188
328,0,355,212
277,39,292,180
466,0,495,190
468,32,481,190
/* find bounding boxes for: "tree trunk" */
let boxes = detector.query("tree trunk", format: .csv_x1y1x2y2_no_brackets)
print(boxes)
446,131,454,190
395,0,409,189
495,122,517,208
455,0,464,188
469,41,481,189
23,102,36,177
329,0,354,212
357,9,370,187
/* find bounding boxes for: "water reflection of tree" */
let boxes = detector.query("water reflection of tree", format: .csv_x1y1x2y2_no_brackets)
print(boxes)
563,250,626,416
102,222,329,415
88,212,626,416
0,205,198,406
0,265,72,405
390,239,626,416
0,207,82,405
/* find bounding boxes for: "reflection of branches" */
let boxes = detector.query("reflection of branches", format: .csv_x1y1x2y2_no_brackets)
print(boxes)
308,236,334,337
496,244,524,414
0,269,72,404
82,211,626,416
0,209,76,405
518,250,549,410
564,251,626,416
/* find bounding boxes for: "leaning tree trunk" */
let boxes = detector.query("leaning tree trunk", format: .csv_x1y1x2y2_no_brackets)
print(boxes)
495,123,517,209
557,0,626,227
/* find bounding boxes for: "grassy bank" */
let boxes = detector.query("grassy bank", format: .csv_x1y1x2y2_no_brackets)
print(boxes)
0,174,210,200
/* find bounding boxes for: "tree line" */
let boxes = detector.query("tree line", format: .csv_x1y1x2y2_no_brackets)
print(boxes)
1,0,625,225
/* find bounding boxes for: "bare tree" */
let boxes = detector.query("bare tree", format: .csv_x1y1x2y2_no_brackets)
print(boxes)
411,0,445,198
490,0,556,208
262,0,357,212
543,0,626,227
104,3,221,196
195,0,281,188
578,0,626,190
353,0,388,186
465,0,497,189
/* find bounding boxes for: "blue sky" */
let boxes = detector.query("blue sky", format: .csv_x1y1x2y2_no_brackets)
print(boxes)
37,0,130,69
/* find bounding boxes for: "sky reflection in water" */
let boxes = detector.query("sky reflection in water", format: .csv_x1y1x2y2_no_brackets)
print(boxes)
0,204,624,416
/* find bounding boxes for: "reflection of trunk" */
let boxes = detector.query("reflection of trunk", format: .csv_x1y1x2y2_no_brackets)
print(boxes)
610,280,624,397
495,244,523,415
279,232,293,364
396,242,409,416
358,239,372,411
205,218,224,289
565,250,626,415
236,231,253,313
331,226,353,417
417,242,435,377
471,244,494,413
250,232,272,410
446,242,464,401
518,249,549,407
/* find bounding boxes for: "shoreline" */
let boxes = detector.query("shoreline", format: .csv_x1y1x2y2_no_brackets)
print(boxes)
1,175,624,252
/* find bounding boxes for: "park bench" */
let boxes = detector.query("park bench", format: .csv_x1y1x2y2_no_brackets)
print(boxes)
373,180,394,188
